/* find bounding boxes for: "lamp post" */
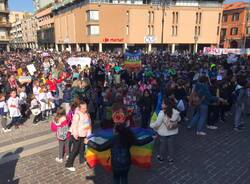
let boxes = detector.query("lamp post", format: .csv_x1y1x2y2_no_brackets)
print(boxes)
194,35,199,53
160,0,167,55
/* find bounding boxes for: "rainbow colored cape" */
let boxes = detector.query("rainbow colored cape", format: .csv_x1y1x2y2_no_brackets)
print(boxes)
85,128,154,171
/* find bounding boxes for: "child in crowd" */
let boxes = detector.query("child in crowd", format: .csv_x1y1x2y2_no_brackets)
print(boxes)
7,90,22,129
0,93,11,132
38,85,48,121
46,86,55,117
30,95,41,125
18,85,28,119
51,107,70,163
33,80,41,100
63,83,72,114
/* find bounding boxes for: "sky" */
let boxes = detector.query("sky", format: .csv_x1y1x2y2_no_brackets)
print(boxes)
8,0,250,13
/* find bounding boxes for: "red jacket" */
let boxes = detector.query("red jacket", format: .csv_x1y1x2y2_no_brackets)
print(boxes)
46,79,62,92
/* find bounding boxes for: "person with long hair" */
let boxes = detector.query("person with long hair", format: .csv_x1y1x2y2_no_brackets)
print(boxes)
87,103,153,184
65,100,92,172
150,98,181,163
50,107,70,163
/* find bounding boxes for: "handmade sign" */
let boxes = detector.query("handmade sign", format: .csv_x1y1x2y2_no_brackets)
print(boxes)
26,64,37,76
124,52,141,71
85,128,154,171
67,57,91,68
18,76,32,83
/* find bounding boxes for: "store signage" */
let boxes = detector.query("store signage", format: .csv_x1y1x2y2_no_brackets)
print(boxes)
203,47,247,55
144,36,156,43
103,37,124,43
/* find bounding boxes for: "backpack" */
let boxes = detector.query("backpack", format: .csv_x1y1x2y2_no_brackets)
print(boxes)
189,90,204,107
111,146,131,170
57,125,69,141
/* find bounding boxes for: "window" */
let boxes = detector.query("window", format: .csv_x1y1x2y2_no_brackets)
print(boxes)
152,11,154,23
198,26,200,36
217,26,220,36
126,25,129,35
176,12,178,24
199,13,202,24
151,25,154,35
221,28,226,37
218,13,221,24
87,10,99,21
172,12,175,24
148,25,150,35
172,26,177,36
232,13,239,21
230,27,238,35
196,12,198,24
195,26,197,36
87,25,99,35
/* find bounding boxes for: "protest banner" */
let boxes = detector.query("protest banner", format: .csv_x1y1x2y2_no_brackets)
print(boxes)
27,64,37,75
67,57,91,68
227,54,238,64
124,52,141,71
18,76,32,83
203,47,249,55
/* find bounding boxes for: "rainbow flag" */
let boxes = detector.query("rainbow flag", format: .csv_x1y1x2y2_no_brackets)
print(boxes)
85,128,154,171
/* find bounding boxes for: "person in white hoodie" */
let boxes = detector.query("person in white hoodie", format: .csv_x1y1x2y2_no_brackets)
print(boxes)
7,90,22,129
150,98,181,163
0,93,11,132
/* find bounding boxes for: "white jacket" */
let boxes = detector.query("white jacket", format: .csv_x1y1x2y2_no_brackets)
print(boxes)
150,109,181,137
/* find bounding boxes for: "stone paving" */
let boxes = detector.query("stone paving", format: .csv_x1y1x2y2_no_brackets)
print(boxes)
0,112,249,184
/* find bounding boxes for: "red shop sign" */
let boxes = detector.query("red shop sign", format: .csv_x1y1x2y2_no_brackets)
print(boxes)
103,37,124,43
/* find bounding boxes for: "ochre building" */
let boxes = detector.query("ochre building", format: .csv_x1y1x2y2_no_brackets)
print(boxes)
53,0,223,53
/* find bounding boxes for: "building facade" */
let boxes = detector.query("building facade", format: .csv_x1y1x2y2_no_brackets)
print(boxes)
0,0,10,51
220,2,250,48
21,15,38,49
9,11,32,24
53,0,223,53
36,5,55,49
10,20,23,49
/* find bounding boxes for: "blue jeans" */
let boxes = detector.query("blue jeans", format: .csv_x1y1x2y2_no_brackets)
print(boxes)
113,169,129,184
190,104,208,132
234,103,244,127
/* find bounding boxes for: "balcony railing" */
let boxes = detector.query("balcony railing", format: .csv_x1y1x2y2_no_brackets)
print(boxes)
0,21,11,28
0,36,10,41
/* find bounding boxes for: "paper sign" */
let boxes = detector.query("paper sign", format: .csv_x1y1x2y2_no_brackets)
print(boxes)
18,76,32,83
67,57,91,68
26,64,37,75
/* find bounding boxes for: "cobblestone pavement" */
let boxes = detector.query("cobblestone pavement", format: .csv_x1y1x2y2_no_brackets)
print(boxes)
0,112,249,184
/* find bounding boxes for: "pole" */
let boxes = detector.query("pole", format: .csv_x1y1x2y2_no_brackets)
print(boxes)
161,0,165,55
243,7,249,49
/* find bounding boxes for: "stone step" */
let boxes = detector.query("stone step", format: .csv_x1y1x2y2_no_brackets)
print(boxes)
0,133,55,154
0,141,58,165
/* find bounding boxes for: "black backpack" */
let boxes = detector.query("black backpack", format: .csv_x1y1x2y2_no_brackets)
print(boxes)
111,146,131,170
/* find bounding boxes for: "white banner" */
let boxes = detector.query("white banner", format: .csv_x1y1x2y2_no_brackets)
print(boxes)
144,36,156,44
67,57,91,68
203,47,248,55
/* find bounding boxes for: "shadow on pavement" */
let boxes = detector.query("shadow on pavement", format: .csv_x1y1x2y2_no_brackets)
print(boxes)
0,147,23,184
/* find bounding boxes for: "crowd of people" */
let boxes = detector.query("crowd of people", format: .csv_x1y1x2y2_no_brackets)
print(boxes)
0,50,249,183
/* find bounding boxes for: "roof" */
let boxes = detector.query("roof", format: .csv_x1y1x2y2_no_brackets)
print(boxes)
223,2,249,11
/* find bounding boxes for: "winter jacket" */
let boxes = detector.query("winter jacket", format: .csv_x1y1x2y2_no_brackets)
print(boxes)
150,109,181,137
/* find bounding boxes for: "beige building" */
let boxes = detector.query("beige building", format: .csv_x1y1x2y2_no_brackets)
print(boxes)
10,20,22,49
53,0,223,53
21,15,38,49
9,11,32,24
0,0,11,51
36,5,55,49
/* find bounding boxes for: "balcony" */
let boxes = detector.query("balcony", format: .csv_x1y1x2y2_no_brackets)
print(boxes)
0,36,10,41
0,21,11,28
0,9,9,14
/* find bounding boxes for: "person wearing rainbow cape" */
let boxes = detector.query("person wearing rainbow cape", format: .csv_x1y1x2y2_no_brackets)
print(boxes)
87,103,153,184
